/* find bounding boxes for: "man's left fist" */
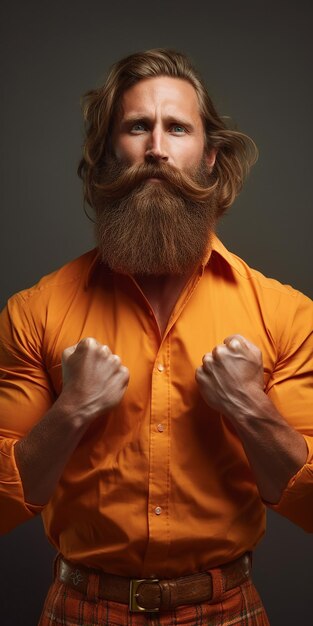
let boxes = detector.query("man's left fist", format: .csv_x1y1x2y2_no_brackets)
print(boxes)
195,334,265,419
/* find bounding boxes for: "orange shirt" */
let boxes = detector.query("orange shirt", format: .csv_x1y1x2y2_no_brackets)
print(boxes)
0,235,312,577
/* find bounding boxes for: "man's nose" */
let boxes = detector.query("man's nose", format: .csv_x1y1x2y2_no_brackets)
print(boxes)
145,129,168,162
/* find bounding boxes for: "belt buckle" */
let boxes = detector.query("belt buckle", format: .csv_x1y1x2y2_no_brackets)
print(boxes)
129,578,160,612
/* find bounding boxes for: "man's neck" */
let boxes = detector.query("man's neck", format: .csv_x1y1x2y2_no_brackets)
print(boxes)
134,272,194,337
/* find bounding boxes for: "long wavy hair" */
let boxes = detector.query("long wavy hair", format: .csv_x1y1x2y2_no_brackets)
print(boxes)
78,48,258,217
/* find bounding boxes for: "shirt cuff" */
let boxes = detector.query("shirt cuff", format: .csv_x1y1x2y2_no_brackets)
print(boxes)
0,439,44,534
266,435,313,532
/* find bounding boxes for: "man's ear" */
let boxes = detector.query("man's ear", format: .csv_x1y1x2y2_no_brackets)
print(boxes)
206,148,217,171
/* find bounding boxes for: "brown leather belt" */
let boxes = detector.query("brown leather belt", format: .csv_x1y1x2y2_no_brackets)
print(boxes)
58,553,251,612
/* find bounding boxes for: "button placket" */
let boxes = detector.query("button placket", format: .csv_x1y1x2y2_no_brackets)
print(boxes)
143,343,170,571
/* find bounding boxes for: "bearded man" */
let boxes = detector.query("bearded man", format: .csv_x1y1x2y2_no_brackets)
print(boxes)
0,49,312,626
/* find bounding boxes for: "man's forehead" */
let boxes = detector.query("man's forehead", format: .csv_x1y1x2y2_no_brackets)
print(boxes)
118,76,202,120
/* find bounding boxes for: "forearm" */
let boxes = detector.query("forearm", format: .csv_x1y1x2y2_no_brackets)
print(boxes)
14,339,129,507
14,396,89,506
196,334,309,505
227,390,308,504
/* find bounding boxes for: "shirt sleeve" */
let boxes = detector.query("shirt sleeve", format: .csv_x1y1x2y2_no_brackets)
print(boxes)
265,289,313,532
0,292,55,534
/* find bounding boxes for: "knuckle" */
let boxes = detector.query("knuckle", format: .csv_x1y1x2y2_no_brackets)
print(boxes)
202,352,212,365
121,365,130,380
195,366,204,379
78,337,96,349
110,354,121,365
212,344,223,358
202,356,213,373
101,344,111,355
229,338,241,350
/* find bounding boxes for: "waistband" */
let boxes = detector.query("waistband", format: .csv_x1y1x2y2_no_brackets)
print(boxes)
56,553,251,612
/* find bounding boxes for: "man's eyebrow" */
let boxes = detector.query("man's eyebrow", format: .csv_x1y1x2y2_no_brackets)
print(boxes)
120,115,151,126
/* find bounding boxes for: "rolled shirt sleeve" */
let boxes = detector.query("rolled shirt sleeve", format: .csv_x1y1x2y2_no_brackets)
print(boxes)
0,438,45,532
0,293,54,534
265,289,313,531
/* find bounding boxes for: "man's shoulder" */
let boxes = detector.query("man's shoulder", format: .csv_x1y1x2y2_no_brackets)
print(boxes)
2,249,100,331
13,249,99,304
0,250,101,355
211,236,311,303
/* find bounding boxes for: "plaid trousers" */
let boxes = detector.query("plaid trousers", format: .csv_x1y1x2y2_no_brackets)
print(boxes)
38,556,270,626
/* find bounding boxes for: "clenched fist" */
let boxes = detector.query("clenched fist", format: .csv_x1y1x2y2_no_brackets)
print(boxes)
195,334,264,421
61,337,129,423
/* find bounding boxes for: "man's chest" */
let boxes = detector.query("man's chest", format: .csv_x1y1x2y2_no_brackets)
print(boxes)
43,280,277,400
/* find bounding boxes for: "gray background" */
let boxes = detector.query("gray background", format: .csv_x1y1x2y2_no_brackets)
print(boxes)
0,1,312,625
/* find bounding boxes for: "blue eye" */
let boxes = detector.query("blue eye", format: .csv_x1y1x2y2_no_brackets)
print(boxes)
131,123,146,133
171,125,186,134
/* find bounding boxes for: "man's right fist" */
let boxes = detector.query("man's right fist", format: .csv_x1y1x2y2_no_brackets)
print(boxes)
61,337,129,422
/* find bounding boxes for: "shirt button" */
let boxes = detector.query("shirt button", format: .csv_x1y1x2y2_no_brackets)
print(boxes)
157,423,164,432
157,363,164,372
154,506,162,515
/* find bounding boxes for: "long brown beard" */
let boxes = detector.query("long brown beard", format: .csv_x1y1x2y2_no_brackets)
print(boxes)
95,157,218,275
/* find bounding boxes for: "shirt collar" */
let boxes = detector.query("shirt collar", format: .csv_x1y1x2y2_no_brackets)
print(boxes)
208,233,242,271
199,233,242,275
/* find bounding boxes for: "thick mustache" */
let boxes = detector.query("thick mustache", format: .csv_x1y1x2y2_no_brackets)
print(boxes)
95,162,217,203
